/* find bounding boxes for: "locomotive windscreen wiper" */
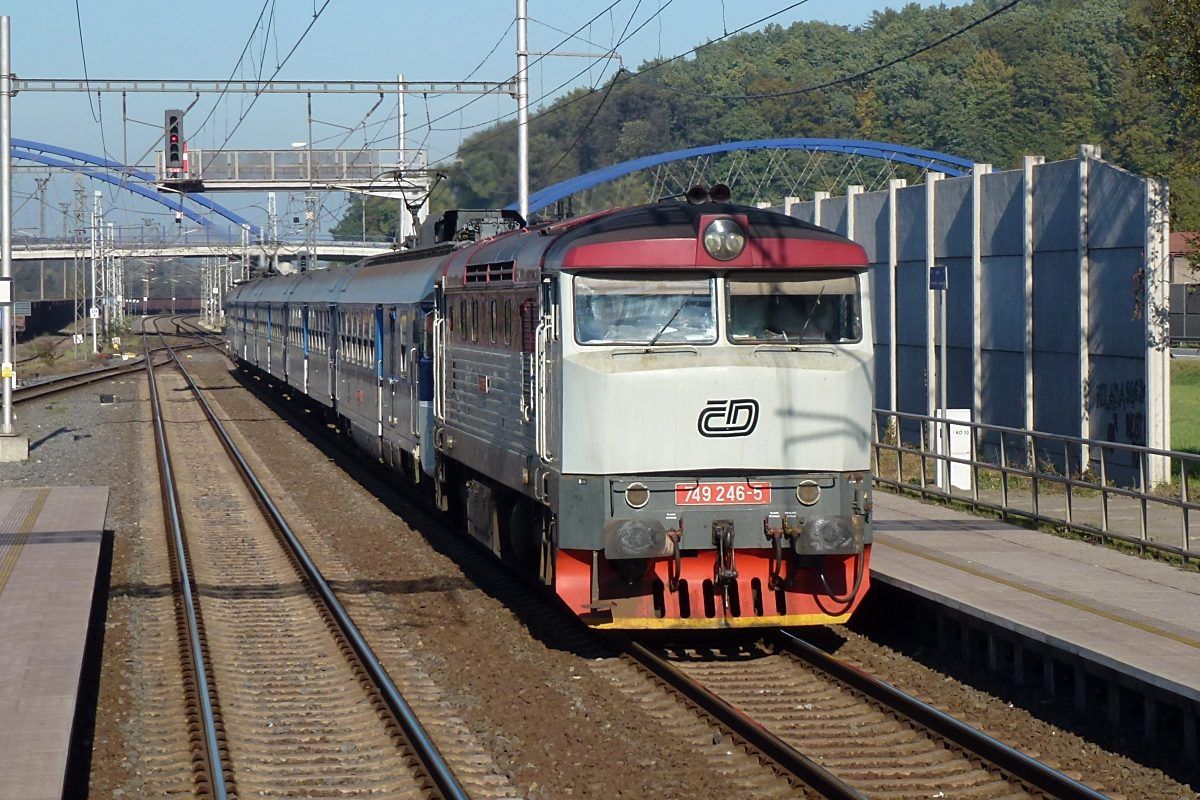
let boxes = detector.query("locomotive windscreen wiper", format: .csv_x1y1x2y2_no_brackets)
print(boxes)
797,285,827,341
646,292,698,346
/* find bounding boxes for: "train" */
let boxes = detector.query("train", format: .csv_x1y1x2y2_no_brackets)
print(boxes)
223,187,875,630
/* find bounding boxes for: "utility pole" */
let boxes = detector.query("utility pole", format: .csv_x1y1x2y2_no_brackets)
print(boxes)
516,0,529,221
90,190,100,353
267,191,279,273
103,221,114,338
59,201,69,298
303,193,317,272
0,15,28,460
35,175,48,300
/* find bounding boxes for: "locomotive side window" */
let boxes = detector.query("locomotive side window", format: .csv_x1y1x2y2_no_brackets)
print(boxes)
503,299,513,347
726,271,862,344
573,273,716,345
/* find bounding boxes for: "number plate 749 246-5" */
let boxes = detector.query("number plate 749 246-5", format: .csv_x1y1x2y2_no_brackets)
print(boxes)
674,482,772,505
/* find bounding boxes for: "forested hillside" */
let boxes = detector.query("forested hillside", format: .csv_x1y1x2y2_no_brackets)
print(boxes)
335,0,1198,237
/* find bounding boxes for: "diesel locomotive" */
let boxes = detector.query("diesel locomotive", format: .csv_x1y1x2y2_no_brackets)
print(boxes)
224,190,875,629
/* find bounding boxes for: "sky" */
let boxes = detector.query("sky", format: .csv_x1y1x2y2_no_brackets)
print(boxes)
5,0,960,236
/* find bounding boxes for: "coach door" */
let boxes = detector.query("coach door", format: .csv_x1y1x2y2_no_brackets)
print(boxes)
328,303,338,408
374,306,385,437
281,303,289,384
385,308,399,429
301,305,310,394
410,310,426,440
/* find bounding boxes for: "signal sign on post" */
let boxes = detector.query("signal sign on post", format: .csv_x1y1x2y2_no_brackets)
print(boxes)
164,109,184,176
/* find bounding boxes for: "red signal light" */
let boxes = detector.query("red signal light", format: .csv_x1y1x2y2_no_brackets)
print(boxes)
169,134,179,143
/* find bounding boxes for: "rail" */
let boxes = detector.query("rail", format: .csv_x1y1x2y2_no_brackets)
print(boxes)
871,408,1198,561
619,638,867,800
142,327,228,799
774,632,1109,800
155,320,471,800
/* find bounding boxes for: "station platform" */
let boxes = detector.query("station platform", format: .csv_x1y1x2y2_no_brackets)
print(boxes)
869,491,1200,715
0,486,108,800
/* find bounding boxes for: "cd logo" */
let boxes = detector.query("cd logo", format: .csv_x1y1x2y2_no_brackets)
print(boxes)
698,399,759,437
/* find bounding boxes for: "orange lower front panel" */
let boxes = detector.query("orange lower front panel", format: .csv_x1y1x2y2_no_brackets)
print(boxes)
555,546,871,629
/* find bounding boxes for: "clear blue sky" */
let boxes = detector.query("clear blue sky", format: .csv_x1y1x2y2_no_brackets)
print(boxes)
7,1,959,234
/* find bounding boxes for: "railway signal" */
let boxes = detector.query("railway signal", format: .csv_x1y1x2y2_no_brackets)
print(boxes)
164,109,184,175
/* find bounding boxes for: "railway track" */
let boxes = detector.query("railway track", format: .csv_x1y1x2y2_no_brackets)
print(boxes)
142,318,474,799
618,633,1111,799
12,315,203,404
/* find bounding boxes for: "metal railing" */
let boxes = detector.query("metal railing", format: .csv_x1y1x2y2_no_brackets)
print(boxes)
163,148,428,185
871,409,1198,561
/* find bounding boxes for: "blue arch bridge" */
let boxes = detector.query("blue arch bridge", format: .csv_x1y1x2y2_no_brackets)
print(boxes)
11,137,980,242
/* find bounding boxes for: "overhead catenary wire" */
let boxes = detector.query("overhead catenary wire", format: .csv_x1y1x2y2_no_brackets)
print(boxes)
189,0,274,142
427,0,816,168
357,0,625,152
72,0,98,124
197,0,336,180
539,0,673,183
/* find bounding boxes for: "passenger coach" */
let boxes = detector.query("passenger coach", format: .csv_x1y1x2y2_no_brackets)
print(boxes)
225,193,875,629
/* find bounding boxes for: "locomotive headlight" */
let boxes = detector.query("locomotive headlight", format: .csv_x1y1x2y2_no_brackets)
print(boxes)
796,480,821,506
702,218,746,261
625,482,650,509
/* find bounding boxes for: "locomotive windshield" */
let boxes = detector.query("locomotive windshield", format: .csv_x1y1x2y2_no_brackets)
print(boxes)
726,271,862,344
574,273,717,345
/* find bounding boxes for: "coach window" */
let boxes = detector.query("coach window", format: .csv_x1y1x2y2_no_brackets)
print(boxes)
459,300,467,341
725,271,862,344
470,300,479,343
489,299,497,344
574,273,717,345
503,299,513,347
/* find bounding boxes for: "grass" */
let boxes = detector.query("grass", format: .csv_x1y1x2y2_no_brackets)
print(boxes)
1172,359,1200,455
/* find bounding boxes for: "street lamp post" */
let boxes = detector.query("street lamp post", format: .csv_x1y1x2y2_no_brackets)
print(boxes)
0,16,28,461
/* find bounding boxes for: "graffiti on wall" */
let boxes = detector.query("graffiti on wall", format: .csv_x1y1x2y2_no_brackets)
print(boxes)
1092,378,1146,446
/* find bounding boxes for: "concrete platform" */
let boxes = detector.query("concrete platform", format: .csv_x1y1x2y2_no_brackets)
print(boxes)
0,486,108,800
0,433,29,462
870,491,1200,705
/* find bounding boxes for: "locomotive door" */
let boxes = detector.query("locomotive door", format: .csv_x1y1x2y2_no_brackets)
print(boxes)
533,277,558,464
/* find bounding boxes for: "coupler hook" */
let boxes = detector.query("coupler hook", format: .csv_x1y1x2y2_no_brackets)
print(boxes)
765,521,786,591
712,520,738,585
667,528,683,592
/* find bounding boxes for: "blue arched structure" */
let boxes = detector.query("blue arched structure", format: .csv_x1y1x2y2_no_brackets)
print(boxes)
11,139,260,237
522,138,983,214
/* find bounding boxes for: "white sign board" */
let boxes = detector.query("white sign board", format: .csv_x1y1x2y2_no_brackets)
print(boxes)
935,408,973,491
0,277,11,305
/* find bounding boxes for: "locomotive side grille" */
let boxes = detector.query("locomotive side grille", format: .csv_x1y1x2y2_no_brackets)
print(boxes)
445,344,532,453
464,261,516,285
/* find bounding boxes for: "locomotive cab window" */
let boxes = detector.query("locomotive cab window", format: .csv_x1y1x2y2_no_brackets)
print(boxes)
573,272,716,345
726,271,862,344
